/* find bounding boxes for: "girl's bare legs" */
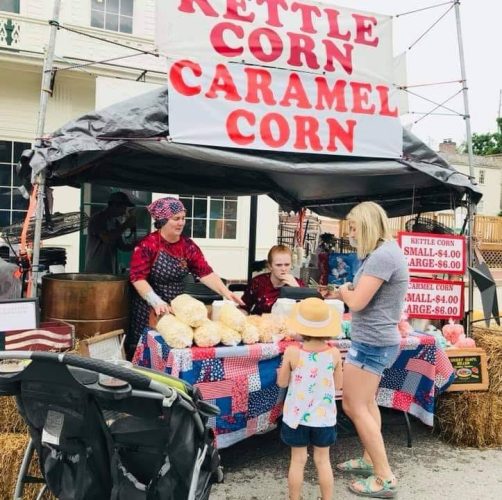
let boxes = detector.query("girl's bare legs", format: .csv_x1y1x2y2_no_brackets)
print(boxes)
288,447,308,500
342,364,395,484
313,446,334,500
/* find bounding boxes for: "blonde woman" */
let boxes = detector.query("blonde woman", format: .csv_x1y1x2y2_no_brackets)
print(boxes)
330,202,408,498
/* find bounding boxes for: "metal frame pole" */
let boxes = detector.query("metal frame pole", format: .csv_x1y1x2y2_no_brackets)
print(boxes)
30,0,62,297
454,1,476,335
247,195,258,284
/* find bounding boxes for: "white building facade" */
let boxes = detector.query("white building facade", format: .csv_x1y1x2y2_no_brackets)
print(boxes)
0,0,278,279
438,140,502,216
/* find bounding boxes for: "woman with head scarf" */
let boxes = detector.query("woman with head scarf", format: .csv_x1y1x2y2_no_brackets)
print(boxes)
128,197,243,353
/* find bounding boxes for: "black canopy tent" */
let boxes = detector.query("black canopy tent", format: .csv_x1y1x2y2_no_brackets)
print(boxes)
21,85,481,281
25,85,481,217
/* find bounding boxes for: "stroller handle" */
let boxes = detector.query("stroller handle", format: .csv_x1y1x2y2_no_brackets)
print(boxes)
0,351,163,394
65,353,154,390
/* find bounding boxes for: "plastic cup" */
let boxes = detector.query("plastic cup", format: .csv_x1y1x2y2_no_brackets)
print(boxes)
324,299,345,316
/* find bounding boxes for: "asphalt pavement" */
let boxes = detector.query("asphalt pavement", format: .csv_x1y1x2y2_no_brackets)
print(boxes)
211,410,502,500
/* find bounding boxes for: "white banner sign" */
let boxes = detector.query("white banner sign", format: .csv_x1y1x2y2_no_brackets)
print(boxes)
398,232,466,275
404,279,464,320
157,1,402,157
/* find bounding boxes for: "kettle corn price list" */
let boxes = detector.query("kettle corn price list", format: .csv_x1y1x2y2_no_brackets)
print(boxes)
404,278,464,320
397,232,466,274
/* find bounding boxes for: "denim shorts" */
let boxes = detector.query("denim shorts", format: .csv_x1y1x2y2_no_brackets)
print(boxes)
280,422,337,448
345,341,400,377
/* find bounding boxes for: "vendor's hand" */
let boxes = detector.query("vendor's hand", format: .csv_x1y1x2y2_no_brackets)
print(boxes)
154,302,171,316
224,291,245,307
280,274,299,287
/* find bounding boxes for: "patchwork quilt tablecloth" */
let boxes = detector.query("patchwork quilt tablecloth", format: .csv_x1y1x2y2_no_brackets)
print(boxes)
377,334,455,427
133,331,454,448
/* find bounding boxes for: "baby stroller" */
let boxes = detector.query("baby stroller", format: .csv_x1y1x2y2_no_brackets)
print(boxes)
0,350,222,500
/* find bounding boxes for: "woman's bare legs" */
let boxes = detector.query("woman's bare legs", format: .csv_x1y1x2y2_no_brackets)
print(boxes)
288,447,308,500
313,446,334,500
361,398,382,465
342,363,395,484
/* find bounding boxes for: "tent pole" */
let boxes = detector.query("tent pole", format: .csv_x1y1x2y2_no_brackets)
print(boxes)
30,0,61,298
454,1,475,335
466,193,475,334
247,196,258,284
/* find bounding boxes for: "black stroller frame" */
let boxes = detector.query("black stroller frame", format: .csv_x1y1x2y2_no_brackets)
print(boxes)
0,351,223,500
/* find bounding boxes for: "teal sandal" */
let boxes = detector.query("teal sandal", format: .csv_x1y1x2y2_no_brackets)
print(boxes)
336,458,374,475
348,475,397,498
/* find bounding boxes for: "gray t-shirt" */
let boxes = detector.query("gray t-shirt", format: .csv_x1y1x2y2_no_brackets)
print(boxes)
351,240,409,346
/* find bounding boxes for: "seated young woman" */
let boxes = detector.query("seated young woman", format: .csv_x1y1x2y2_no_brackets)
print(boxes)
242,245,304,315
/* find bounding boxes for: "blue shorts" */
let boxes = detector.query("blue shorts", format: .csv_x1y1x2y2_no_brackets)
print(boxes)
280,422,337,448
345,341,400,377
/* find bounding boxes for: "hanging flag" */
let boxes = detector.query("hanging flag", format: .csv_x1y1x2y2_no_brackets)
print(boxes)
1,321,74,351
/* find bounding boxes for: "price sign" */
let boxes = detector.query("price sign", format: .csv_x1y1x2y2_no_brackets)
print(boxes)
446,348,489,392
404,278,464,320
0,299,39,331
397,232,466,274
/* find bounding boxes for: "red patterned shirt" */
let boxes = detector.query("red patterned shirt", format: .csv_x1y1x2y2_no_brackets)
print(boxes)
129,232,213,282
242,273,304,315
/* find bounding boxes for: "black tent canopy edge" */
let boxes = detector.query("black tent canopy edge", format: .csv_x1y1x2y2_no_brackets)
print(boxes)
23,85,481,218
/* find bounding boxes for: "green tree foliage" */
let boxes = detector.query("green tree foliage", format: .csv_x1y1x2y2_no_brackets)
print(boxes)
468,118,502,155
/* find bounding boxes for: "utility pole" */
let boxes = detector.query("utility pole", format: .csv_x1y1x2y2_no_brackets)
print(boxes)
454,1,475,335
30,0,62,298
498,89,501,119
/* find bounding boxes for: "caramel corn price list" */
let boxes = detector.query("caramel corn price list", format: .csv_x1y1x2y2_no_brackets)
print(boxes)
404,278,464,320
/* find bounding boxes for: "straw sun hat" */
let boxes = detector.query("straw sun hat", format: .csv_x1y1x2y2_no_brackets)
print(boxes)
287,297,341,337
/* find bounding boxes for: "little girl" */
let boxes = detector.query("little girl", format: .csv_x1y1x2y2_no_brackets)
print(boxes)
277,297,343,500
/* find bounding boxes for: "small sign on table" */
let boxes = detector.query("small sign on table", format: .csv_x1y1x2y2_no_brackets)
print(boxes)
446,348,489,392
0,299,39,332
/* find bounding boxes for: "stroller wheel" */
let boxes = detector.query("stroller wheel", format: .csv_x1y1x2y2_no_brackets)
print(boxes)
216,466,224,484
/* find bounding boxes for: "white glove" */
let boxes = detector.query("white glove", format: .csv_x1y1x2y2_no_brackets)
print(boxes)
144,289,167,308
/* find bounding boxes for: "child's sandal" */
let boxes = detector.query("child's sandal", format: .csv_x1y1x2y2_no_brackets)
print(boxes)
336,458,374,475
348,475,397,498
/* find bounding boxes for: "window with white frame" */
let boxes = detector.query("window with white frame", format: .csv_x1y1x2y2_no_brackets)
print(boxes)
0,140,31,229
0,0,19,13
91,0,133,34
180,196,238,239
478,169,485,185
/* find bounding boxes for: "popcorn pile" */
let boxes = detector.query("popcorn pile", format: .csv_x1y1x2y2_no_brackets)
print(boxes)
155,294,287,349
